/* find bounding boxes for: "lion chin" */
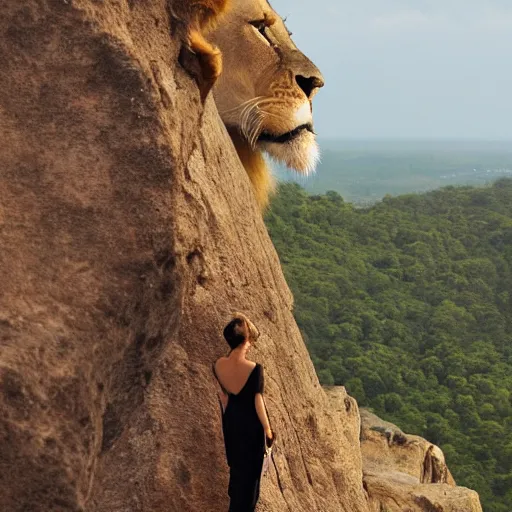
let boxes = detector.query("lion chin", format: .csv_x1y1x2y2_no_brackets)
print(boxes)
260,131,320,176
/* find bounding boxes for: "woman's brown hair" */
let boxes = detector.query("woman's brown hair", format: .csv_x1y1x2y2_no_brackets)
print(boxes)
223,312,260,349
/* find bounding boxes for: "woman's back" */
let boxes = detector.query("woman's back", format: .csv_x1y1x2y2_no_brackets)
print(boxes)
214,358,256,395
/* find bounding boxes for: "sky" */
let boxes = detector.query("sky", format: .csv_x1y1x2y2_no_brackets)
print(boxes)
272,0,512,140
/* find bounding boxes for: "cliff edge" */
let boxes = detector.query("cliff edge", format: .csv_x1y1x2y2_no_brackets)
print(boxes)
323,390,483,512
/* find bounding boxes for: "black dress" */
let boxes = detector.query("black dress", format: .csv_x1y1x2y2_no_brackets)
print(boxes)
213,363,266,512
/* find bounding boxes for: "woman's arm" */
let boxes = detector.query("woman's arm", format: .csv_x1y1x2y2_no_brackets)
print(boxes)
255,393,273,439
212,360,229,412
217,388,229,412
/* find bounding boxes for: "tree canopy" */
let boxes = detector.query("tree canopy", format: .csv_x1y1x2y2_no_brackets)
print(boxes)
265,178,512,512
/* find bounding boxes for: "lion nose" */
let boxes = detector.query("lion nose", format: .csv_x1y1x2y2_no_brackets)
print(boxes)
295,74,325,100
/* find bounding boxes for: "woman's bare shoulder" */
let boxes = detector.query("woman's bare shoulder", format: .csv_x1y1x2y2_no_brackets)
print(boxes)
214,356,228,370
215,357,257,370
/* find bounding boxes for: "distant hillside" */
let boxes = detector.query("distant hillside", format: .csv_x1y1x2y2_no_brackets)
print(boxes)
276,139,512,204
265,179,512,512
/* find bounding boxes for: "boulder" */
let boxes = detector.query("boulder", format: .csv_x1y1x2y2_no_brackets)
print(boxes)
359,408,483,512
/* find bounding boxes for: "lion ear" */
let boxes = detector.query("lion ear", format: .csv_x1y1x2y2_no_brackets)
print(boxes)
179,30,222,103
180,0,231,103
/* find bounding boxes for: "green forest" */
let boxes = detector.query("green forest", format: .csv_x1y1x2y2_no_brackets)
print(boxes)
265,178,512,512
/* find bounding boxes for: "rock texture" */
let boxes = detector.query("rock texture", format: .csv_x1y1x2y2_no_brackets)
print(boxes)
359,408,483,512
0,1,369,511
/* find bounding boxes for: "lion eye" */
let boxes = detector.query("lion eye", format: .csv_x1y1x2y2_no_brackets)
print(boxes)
249,20,273,46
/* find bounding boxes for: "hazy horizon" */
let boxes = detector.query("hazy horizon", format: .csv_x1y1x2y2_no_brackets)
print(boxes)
318,136,512,142
272,0,512,141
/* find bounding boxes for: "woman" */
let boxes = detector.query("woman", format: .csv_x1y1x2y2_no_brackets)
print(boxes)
213,313,274,512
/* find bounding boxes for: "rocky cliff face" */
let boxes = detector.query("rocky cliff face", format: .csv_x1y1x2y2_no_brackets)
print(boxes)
0,2,482,512
0,1,367,511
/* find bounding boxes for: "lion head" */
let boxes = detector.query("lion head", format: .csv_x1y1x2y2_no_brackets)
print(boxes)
207,0,324,208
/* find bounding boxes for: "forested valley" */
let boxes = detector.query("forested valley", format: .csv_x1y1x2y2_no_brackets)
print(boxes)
265,178,512,512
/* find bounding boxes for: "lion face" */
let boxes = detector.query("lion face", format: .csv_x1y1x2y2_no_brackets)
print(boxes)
208,0,324,175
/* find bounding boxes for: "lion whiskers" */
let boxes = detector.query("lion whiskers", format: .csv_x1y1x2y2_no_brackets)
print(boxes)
220,97,281,149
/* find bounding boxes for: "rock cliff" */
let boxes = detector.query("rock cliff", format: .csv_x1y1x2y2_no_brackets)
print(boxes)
0,2,482,512
359,408,483,512
0,1,367,510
